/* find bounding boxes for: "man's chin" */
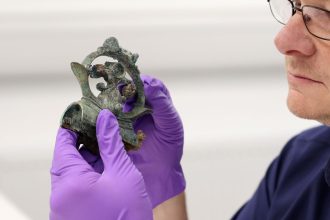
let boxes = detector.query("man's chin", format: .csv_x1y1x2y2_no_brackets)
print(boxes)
287,94,330,125
287,93,316,120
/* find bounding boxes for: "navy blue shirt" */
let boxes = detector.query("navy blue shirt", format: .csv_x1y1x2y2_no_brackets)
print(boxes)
232,126,330,220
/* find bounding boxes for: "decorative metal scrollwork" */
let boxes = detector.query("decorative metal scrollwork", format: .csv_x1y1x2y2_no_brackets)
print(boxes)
61,37,152,154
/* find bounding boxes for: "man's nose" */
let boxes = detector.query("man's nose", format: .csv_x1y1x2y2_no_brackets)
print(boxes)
274,13,316,57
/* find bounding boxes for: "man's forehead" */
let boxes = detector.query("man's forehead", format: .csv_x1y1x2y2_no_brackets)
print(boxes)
299,0,330,8
300,0,330,4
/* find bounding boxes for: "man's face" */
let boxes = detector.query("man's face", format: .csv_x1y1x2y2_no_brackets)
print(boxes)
274,0,330,125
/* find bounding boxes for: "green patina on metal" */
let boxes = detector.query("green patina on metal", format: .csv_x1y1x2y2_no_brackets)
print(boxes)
60,37,152,154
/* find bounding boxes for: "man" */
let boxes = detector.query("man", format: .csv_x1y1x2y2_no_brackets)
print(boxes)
49,0,330,219
232,0,330,219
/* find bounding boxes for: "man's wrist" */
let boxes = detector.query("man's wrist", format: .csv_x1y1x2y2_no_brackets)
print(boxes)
153,191,188,220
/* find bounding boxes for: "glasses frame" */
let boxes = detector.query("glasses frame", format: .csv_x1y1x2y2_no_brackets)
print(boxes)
267,0,330,41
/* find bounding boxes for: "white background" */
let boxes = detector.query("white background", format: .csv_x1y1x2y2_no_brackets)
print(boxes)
0,0,319,219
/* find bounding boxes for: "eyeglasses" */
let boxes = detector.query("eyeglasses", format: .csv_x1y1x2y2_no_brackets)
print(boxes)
267,0,330,41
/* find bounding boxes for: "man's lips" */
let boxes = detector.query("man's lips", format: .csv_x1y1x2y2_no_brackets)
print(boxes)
288,72,323,85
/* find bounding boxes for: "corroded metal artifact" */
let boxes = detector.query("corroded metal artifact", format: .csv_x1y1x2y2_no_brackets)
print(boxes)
61,37,152,154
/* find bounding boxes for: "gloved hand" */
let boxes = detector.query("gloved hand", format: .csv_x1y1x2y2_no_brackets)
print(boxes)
50,110,153,220
80,75,186,208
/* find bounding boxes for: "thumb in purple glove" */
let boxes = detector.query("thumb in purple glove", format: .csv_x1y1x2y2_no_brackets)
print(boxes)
50,109,153,220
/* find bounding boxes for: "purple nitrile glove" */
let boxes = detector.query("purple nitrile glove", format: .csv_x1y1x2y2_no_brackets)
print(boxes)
50,109,153,220
79,75,186,208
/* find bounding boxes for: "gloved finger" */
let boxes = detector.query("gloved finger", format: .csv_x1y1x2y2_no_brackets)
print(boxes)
96,109,135,173
123,75,172,112
51,128,94,177
141,75,184,139
79,146,99,164
79,146,104,173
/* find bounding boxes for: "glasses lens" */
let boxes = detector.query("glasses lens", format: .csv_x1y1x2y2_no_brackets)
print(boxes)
303,6,330,40
269,0,293,24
